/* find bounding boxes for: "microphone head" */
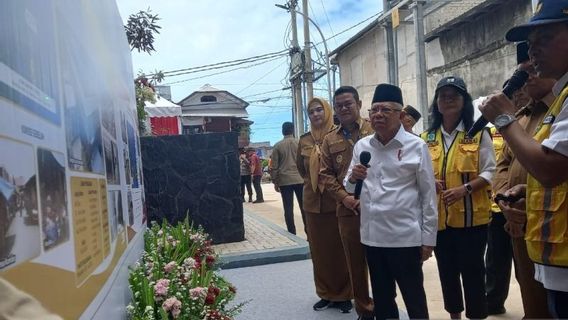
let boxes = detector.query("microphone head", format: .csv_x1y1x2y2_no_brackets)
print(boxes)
360,151,371,166
503,70,529,98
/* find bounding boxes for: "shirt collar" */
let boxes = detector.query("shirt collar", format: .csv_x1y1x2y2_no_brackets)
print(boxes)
441,121,464,136
370,124,405,148
337,117,362,134
553,71,568,97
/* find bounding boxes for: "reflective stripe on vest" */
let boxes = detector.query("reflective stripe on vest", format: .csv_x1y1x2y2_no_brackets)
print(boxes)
490,127,505,213
421,129,491,230
526,85,568,267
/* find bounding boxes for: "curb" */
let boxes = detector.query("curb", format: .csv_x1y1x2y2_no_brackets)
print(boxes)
218,210,310,269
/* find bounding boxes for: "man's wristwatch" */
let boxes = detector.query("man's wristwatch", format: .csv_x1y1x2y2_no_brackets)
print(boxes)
464,183,473,195
494,114,516,131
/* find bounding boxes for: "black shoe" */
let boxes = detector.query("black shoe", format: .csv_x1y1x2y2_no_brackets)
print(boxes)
333,300,353,313
253,199,264,203
488,306,506,315
313,299,332,311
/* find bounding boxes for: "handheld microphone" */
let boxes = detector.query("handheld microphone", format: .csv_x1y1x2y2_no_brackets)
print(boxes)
467,70,529,137
354,151,371,200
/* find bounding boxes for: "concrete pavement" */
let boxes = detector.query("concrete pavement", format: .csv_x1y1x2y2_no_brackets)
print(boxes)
220,183,524,319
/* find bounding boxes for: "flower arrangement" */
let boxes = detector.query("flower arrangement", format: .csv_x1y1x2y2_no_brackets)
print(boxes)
127,218,244,319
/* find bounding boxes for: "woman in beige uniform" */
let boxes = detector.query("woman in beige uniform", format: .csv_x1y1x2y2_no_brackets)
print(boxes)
297,97,352,311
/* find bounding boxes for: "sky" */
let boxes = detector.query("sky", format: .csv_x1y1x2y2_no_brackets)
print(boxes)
116,0,382,145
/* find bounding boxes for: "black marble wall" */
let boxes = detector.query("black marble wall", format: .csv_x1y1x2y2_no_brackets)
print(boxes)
141,132,244,244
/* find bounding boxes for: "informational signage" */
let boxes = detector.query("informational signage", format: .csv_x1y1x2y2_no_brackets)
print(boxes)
0,1,144,318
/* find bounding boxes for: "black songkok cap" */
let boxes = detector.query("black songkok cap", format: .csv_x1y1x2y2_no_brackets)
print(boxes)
403,105,422,122
516,42,530,64
372,83,403,105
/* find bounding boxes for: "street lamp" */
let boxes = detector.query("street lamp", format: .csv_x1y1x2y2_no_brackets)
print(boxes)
275,4,333,104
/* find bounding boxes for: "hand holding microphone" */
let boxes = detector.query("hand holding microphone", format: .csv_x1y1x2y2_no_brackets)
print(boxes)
353,151,371,200
468,69,529,137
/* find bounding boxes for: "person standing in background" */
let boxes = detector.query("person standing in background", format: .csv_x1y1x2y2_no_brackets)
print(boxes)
297,97,352,312
239,148,253,203
271,122,305,235
320,86,374,319
248,147,264,203
401,105,422,134
421,76,495,319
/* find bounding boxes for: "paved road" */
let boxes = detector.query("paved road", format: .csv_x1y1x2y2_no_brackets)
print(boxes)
228,183,524,319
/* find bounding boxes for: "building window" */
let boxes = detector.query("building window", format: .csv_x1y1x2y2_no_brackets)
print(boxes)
200,95,217,103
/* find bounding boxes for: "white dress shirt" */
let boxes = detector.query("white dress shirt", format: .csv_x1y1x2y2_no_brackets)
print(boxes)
344,125,438,248
440,121,495,183
534,71,568,292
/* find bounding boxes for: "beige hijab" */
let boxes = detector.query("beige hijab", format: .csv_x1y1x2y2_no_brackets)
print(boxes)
307,97,334,193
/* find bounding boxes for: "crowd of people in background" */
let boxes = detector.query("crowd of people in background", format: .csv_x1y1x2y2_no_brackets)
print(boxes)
242,1,568,318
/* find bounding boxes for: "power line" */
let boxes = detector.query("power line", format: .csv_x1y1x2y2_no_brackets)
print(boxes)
315,12,381,46
148,49,289,77
163,52,288,78
164,55,286,85
318,0,337,46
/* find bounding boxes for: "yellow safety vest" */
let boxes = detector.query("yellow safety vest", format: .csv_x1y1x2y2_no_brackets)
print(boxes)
421,129,491,230
490,127,505,213
526,85,568,267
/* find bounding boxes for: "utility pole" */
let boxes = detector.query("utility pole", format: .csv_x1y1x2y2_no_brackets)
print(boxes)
288,0,304,137
383,0,398,85
412,0,428,129
302,0,313,108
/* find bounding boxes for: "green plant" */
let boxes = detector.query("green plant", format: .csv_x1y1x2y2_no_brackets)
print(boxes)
127,219,245,319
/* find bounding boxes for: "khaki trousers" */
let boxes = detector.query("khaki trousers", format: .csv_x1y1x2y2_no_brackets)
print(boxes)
305,211,352,301
337,212,374,317
512,236,552,318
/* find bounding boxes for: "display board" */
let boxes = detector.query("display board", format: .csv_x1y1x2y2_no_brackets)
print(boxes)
0,1,144,318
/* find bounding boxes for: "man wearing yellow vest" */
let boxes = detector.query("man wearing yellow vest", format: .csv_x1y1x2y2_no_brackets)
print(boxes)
481,0,568,316
485,43,535,316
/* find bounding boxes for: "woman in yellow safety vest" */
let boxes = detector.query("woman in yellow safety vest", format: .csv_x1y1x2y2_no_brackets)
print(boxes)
421,76,496,319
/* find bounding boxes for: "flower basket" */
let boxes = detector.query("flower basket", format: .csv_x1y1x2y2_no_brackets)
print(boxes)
127,218,244,319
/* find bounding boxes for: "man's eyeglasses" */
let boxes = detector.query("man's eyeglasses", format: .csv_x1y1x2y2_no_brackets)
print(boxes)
368,107,402,116
334,101,355,111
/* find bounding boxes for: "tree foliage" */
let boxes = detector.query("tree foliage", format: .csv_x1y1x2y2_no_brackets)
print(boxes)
125,8,161,54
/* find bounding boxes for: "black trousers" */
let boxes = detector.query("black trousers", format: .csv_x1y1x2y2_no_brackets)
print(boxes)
240,175,252,199
547,288,568,318
435,225,488,319
279,184,305,235
365,245,428,320
485,212,512,310
252,175,263,201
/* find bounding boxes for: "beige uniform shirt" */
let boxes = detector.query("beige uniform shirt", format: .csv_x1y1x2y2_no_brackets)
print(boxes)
493,97,552,194
271,135,304,186
320,118,373,216
297,128,337,213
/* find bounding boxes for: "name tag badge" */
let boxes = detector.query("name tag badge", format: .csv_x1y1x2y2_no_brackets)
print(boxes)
543,115,555,125
460,138,477,144
428,141,439,147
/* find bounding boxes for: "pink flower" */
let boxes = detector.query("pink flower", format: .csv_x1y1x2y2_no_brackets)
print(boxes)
154,279,170,297
189,287,207,300
162,297,182,318
183,257,196,269
164,261,177,273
